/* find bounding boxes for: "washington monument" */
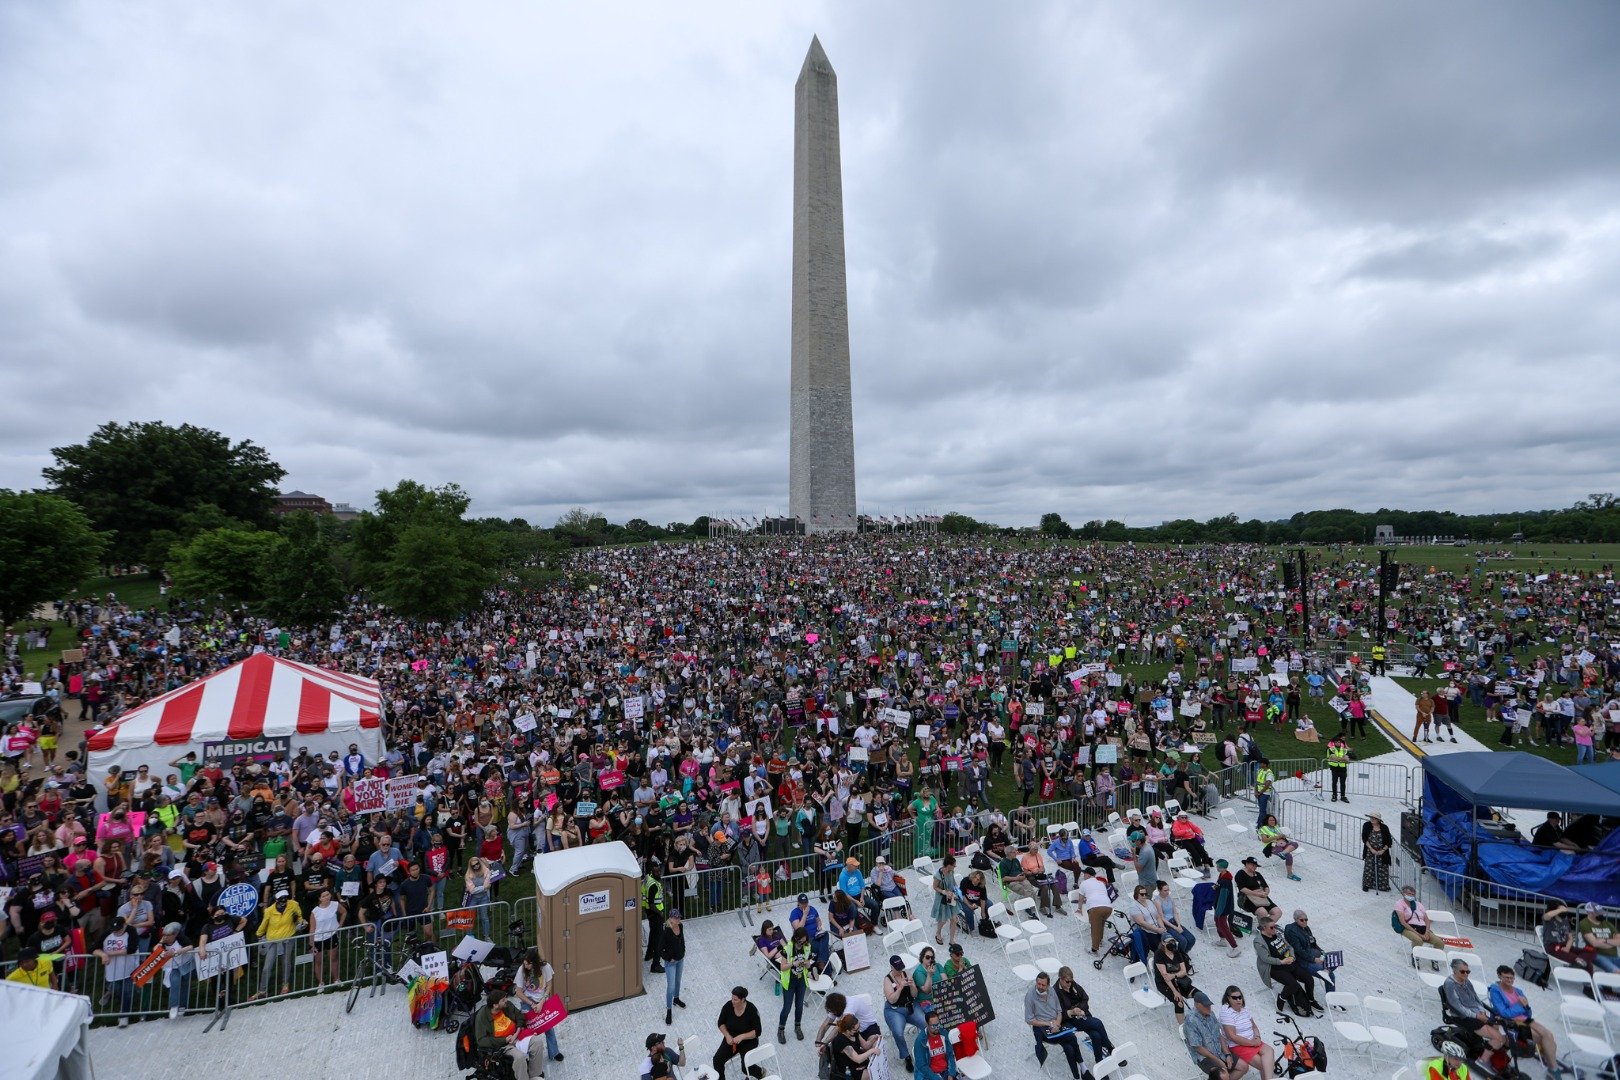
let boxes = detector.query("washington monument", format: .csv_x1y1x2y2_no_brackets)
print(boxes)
788,36,858,534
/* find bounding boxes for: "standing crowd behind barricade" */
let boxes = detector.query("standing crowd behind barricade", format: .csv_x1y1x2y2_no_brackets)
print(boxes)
1,539,1618,1032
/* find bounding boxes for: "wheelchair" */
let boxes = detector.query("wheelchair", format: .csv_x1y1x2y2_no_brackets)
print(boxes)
1434,985,1534,1080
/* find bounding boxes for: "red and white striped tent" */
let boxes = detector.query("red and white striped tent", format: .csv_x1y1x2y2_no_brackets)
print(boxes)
87,653,386,785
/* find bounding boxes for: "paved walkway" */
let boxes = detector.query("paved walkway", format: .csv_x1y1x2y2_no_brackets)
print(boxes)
85,804,1569,1080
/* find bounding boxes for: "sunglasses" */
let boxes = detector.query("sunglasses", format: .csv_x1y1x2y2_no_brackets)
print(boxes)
1227,994,1244,1002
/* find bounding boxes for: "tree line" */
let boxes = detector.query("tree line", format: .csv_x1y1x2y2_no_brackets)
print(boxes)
4,420,1618,629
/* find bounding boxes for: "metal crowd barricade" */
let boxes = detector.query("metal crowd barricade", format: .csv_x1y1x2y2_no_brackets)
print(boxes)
1344,759,1416,804
750,851,829,906
1413,867,1566,939
1274,796,1365,859
663,864,745,922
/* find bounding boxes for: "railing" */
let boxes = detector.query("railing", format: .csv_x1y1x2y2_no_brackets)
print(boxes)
660,864,746,922
1274,796,1366,859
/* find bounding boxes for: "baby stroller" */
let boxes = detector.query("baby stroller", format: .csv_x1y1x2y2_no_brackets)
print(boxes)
440,958,487,1034
1092,911,1135,970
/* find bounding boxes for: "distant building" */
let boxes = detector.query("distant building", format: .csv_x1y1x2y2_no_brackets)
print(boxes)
1374,524,1395,544
330,502,362,522
273,491,333,516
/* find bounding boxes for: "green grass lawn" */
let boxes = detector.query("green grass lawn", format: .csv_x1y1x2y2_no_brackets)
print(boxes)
14,573,165,677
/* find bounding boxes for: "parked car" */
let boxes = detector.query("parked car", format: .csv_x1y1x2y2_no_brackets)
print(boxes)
0,693,61,728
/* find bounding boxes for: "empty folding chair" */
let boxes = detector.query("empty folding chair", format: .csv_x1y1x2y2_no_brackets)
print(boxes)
1013,896,1049,935
1121,962,1166,1012
1220,807,1248,834
1324,990,1374,1061
913,856,937,881
743,1044,782,1080
881,895,911,929
1361,995,1409,1065
1005,938,1042,983
1091,1041,1136,1080
986,902,1023,944
948,1026,993,1080
1027,932,1062,977
1559,998,1617,1076
1409,946,1449,988
1553,965,1598,1006
676,1033,721,1080
1105,812,1122,829
1163,800,1181,818
1425,910,1459,940
897,917,931,960
1594,970,1620,1018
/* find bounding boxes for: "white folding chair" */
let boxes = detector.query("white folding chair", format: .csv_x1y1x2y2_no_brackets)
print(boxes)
1560,998,1617,1075
1324,990,1374,1060
1061,821,1079,835
1443,950,1488,998
1092,1040,1138,1080
881,895,911,928
1425,910,1459,940
1553,964,1598,1006
1167,849,1192,874
1361,995,1409,1064
1220,807,1247,833
1163,800,1181,818
1121,962,1166,1012
1107,829,1128,851
1027,931,1061,977
807,951,842,999
1144,805,1162,819
1046,824,1064,838
743,1044,781,1080
948,1027,993,1080
676,1034,721,1080
1005,938,1042,983
1012,896,1048,935
1594,970,1620,1018
986,902,1023,943
912,856,937,881
1409,946,1449,988
897,917,930,960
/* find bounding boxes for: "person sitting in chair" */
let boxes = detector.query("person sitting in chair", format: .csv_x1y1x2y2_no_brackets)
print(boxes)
1487,965,1565,1077
475,987,544,1080
1440,957,1507,1056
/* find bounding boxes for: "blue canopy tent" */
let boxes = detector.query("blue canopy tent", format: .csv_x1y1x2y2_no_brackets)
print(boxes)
1573,760,1620,797
1420,752,1620,907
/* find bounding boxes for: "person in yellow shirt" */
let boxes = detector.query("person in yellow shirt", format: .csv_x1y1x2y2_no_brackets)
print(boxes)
253,890,304,999
6,948,55,989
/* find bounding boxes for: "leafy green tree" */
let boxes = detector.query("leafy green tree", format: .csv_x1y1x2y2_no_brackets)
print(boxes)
939,512,990,535
1039,512,1072,537
168,527,280,604
0,491,107,625
351,481,473,586
374,522,496,621
553,507,607,547
260,512,346,625
44,422,284,565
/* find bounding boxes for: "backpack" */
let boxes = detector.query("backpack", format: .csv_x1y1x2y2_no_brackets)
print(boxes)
1513,948,1552,989
454,1023,479,1070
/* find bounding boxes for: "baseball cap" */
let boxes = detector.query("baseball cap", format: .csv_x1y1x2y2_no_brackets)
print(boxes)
875,856,887,864
1192,991,1213,1006
889,955,905,969
668,909,683,920
1585,903,1605,917
646,1033,666,1049
39,910,57,922
797,893,809,903
276,889,290,899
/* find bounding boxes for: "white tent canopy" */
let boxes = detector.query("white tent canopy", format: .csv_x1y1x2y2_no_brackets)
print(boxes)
2,980,95,1080
86,653,386,790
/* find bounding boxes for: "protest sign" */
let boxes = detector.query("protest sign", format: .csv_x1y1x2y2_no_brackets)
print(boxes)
421,951,450,981
220,882,259,918
929,966,995,1028
513,713,537,733
131,946,171,988
623,697,644,720
519,994,569,1038
351,774,420,815
196,933,247,980
1095,744,1118,764
842,931,870,972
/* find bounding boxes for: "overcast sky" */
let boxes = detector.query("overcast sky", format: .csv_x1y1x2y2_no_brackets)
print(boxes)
3,2,1618,528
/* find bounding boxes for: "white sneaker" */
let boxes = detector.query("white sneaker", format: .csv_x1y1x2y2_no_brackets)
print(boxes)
118,1018,130,1028
1229,946,1241,957
169,1007,180,1020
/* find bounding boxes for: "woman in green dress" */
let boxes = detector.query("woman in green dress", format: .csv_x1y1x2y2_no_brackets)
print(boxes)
910,786,940,860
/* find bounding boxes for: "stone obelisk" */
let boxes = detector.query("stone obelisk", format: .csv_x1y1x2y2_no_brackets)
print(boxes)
789,36,858,534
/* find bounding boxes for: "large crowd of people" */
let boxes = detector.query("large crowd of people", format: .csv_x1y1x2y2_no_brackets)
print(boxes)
1,537,1617,1078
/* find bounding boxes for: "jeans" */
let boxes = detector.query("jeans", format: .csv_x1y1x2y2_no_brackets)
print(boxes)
1576,743,1595,764
885,1001,927,1050
1033,1028,1085,1077
466,890,492,938
665,957,684,1009
1256,793,1271,828
168,966,194,1012
1304,959,1337,991
432,878,447,910
1593,954,1620,973
777,977,806,1028
107,977,134,1018
544,1029,560,1060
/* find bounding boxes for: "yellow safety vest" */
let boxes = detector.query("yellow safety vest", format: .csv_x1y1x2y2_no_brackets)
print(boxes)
779,939,804,988
1371,645,1386,661
642,876,665,913
1424,1059,1468,1080
1255,768,1274,796
1326,744,1349,769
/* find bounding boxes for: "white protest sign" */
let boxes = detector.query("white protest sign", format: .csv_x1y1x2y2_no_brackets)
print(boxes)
842,929,871,972
514,713,538,733
420,951,450,981
623,697,644,720
452,937,495,963
397,959,426,983
351,774,421,815
196,932,247,980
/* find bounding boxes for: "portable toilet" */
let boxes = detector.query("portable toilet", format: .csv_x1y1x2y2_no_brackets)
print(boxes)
532,841,644,1010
